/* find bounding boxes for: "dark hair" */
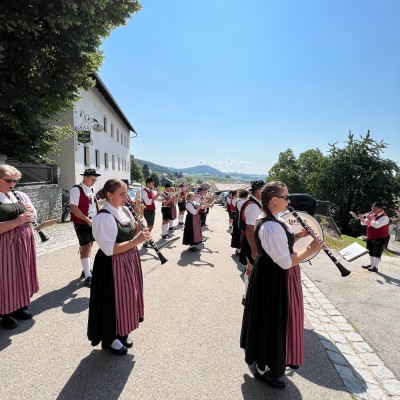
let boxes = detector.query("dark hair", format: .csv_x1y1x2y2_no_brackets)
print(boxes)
260,181,287,219
239,189,249,198
165,183,171,188
250,180,265,194
145,178,153,184
121,179,129,186
97,179,125,200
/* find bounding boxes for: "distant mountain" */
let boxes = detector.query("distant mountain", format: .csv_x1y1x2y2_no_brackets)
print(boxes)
170,165,223,175
135,158,265,181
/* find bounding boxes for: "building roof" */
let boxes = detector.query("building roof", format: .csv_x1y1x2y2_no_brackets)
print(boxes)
91,72,137,135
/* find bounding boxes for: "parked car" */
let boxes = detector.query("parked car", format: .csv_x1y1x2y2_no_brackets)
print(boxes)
128,187,142,201
215,191,230,206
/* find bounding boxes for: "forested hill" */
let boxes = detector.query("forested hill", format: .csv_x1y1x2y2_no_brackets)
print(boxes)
135,158,265,180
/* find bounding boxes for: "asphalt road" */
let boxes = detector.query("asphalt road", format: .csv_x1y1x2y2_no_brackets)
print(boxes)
2,203,398,399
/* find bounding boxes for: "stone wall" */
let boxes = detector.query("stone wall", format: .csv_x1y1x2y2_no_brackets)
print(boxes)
21,184,62,224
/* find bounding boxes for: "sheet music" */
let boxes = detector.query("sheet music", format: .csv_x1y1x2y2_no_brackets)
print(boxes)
338,242,369,262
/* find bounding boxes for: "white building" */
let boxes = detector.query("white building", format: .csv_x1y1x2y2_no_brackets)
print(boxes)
54,72,136,191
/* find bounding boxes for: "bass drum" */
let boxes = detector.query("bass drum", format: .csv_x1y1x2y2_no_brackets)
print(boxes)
281,211,324,262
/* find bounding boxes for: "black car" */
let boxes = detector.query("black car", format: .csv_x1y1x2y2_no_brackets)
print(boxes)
288,193,317,215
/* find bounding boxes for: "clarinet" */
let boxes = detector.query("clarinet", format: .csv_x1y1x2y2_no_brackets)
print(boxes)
287,206,351,277
12,190,50,242
124,198,168,265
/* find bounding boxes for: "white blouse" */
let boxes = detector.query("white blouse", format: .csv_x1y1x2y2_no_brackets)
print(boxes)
186,201,200,215
258,214,294,270
92,202,135,256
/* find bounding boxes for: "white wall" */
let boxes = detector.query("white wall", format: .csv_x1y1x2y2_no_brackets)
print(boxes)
56,86,131,192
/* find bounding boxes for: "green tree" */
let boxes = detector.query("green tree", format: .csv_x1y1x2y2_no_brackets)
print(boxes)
141,164,150,179
130,154,143,182
0,1,142,163
310,131,400,233
149,172,160,188
267,149,304,192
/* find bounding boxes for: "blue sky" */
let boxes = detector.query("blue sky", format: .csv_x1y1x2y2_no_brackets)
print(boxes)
99,0,400,174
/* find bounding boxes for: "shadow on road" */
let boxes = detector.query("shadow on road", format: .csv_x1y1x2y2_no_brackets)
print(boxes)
30,278,89,316
57,350,135,400
240,328,354,399
177,249,215,268
375,271,400,287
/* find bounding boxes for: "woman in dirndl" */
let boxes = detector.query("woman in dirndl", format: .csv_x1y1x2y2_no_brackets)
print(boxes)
240,181,322,389
88,179,151,355
182,192,204,252
0,164,39,329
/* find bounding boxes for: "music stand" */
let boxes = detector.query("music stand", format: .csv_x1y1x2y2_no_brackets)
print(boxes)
338,242,368,262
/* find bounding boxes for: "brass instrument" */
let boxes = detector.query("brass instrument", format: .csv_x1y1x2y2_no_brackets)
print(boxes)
134,191,145,219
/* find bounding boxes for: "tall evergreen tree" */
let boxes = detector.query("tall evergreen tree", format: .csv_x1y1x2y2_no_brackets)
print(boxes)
130,154,143,182
142,163,150,179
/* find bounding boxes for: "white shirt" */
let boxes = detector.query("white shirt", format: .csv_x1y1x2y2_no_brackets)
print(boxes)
195,194,206,210
186,201,200,215
244,195,262,226
258,215,294,270
92,202,134,256
141,187,155,206
360,212,390,228
0,191,37,218
70,183,97,218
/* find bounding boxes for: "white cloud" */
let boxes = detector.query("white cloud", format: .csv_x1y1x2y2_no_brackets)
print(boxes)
199,157,253,172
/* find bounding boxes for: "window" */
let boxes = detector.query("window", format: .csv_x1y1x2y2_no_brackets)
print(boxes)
104,153,109,169
103,117,107,133
126,160,129,172
111,123,114,138
95,150,100,168
84,146,89,166
118,157,120,171
112,155,115,170
117,129,119,143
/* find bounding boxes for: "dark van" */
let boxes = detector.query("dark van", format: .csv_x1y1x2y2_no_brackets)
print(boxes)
288,193,317,215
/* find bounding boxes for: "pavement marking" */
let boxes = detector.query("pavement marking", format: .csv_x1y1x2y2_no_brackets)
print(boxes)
302,272,400,400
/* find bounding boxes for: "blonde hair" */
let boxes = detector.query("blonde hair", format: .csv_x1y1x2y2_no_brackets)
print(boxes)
0,164,22,180
186,191,195,201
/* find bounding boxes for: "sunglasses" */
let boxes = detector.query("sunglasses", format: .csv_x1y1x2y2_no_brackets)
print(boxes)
276,195,290,201
1,178,19,183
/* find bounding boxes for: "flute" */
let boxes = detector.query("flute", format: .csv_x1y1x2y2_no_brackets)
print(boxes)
287,206,351,277
12,190,50,242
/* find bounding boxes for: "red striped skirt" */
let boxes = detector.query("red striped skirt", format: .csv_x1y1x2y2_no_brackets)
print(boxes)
0,224,39,314
112,247,144,336
192,213,202,243
286,264,304,366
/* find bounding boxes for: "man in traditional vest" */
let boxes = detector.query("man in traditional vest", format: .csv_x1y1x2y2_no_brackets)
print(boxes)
360,201,390,272
195,187,208,227
239,180,264,303
70,168,100,286
141,178,160,247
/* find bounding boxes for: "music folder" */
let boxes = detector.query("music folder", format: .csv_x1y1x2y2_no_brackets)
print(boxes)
338,242,369,262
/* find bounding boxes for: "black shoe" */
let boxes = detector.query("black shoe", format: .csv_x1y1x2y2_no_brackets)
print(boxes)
241,297,246,306
179,222,184,225
168,227,175,231
235,250,241,256
188,247,199,252
368,266,378,272
117,336,133,348
84,277,92,287
80,269,93,279
201,238,207,242
102,345,128,355
143,242,150,248
362,265,371,269
286,364,299,370
12,307,33,320
1,315,18,329
254,369,286,389
166,233,172,238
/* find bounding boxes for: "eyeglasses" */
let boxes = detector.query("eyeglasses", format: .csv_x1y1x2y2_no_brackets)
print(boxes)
1,178,19,183
276,195,290,201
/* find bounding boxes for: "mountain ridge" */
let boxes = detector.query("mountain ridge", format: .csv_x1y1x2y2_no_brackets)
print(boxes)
135,158,265,180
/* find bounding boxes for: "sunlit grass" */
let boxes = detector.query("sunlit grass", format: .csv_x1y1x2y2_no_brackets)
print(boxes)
325,234,395,257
